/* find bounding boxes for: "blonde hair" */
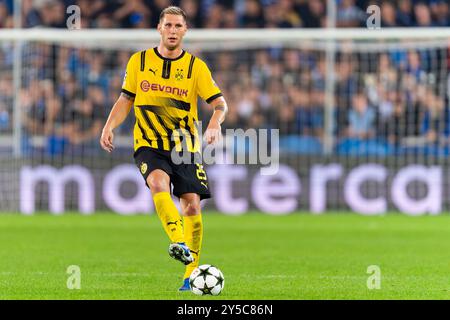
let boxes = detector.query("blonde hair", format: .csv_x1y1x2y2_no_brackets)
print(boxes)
159,6,187,22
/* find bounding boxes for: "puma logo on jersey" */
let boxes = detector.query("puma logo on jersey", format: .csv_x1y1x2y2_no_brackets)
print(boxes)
149,68,157,75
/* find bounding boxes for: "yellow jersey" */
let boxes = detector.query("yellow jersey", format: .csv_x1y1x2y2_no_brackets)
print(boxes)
121,47,222,153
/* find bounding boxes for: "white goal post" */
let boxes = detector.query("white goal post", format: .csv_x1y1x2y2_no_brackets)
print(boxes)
2,27,450,41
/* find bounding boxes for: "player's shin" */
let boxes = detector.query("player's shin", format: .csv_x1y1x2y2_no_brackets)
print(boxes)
183,213,203,279
153,192,185,243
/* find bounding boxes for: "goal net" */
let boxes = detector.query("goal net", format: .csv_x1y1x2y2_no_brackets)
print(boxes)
1,28,450,215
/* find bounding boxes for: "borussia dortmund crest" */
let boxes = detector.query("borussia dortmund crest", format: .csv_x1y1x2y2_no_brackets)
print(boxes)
175,68,184,81
140,162,148,175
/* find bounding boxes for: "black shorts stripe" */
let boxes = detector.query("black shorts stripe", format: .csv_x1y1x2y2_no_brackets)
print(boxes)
206,92,223,104
187,56,196,79
138,108,164,150
140,50,146,72
121,88,136,98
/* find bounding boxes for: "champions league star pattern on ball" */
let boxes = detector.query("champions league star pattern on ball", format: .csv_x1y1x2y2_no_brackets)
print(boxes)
189,264,225,296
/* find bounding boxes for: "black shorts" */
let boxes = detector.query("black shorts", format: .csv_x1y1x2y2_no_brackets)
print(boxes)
134,147,211,200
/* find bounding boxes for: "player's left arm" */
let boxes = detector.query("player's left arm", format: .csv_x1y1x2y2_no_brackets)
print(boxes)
204,96,228,145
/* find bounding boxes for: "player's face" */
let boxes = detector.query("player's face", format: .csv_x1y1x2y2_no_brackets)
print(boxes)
158,14,187,51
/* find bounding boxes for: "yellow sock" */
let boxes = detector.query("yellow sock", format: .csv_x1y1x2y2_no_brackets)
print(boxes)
153,192,184,243
183,213,203,279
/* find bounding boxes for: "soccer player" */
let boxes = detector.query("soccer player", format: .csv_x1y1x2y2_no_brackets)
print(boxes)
100,6,228,291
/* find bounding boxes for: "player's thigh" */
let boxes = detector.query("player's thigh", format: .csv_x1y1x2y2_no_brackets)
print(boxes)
134,147,172,194
180,193,201,216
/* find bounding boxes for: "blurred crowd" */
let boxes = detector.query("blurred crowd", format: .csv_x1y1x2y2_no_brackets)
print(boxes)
1,0,324,29
202,47,450,156
1,0,450,156
1,0,450,29
1,43,450,156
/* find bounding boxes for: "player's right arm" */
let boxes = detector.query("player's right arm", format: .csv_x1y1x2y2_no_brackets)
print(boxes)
100,93,134,152
100,52,139,153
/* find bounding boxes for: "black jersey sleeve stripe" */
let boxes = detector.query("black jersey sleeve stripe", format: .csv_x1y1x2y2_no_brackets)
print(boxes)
187,56,196,79
138,108,164,150
140,50,146,72
206,92,223,104
121,88,136,98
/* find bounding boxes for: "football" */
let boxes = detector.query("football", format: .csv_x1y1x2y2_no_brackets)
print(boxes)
189,264,225,296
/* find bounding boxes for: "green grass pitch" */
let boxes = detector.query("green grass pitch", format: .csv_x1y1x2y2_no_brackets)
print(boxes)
0,212,449,299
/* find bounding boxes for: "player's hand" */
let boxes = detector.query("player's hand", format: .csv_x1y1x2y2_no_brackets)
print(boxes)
100,127,115,153
204,120,221,145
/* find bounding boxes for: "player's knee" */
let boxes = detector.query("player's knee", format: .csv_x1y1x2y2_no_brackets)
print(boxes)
184,203,200,216
147,176,169,194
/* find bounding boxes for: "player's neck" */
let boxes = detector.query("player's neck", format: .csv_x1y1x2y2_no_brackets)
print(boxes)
157,44,183,60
